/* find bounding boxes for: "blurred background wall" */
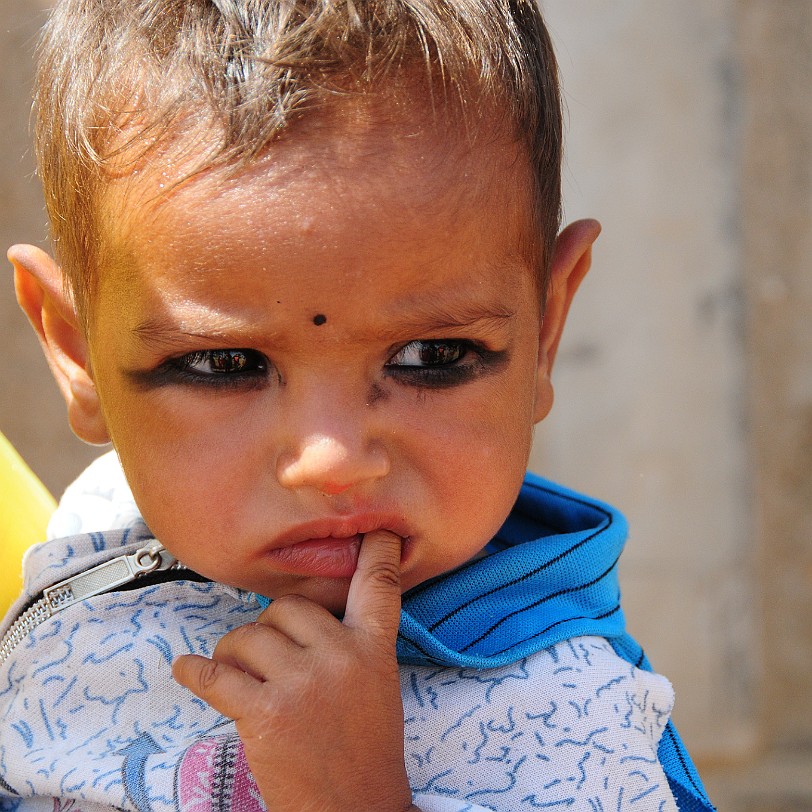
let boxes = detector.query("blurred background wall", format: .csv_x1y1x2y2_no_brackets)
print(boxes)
2,1,811,809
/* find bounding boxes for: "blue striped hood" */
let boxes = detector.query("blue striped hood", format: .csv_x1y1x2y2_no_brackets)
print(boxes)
396,472,626,668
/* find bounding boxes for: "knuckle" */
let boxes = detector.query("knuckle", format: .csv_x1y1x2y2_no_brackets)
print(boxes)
281,592,309,606
252,675,309,725
369,561,402,589
196,658,223,695
248,690,283,728
213,622,260,655
229,622,260,643
260,593,307,619
276,592,311,610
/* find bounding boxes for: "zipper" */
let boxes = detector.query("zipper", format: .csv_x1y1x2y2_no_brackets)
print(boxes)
0,539,180,666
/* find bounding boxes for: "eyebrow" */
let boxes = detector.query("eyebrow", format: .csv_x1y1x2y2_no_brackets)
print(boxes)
130,316,272,352
129,298,518,352
378,300,517,336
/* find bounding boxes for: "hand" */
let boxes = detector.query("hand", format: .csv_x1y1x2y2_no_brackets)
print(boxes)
172,531,416,812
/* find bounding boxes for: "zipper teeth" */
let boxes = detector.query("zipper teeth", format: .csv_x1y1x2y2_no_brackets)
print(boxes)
0,543,185,667
0,597,53,666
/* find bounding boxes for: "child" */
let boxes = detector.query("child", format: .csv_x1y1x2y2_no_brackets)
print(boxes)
0,1,715,810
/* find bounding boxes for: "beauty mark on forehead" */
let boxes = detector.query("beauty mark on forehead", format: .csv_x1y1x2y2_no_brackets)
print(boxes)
312,314,327,326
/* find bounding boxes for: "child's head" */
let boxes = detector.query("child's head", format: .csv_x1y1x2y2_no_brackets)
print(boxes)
12,0,599,611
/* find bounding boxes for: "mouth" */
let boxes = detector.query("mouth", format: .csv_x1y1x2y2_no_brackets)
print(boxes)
263,516,412,579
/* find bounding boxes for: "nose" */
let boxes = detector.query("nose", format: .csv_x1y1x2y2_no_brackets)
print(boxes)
276,411,390,496
277,435,389,495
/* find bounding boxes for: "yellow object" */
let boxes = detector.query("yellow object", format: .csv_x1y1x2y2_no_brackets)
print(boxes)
0,432,57,617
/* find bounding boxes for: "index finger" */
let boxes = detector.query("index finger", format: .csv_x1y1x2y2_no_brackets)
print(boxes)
342,530,403,640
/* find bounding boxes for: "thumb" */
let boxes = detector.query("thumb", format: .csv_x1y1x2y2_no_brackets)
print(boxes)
343,530,403,641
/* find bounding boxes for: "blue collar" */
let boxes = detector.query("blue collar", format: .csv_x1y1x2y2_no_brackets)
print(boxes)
396,472,627,667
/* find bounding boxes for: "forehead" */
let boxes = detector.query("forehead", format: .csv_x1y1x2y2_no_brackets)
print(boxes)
107,90,530,233
95,93,537,329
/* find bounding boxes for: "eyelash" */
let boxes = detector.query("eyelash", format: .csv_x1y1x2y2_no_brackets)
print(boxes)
160,349,270,390
153,340,504,391
384,340,503,388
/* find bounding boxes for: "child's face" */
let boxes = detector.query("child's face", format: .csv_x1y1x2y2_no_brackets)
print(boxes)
27,99,589,614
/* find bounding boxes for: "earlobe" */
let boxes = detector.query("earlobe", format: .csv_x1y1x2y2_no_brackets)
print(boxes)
10,244,110,445
533,219,601,424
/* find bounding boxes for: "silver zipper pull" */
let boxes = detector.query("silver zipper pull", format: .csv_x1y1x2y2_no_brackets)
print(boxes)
42,540,176,612
1,540,183,667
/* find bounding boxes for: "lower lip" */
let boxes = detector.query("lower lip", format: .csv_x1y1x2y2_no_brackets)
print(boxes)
265,535,364,579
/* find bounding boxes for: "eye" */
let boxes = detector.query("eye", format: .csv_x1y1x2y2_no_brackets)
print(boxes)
178,349,264,375
387,340,465,368
165,348,270,387
385,340,507,389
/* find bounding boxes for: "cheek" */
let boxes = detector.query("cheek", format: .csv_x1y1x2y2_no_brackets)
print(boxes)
430,375,536,464
103,391,265,540
399,411,529,593
402,382,535,522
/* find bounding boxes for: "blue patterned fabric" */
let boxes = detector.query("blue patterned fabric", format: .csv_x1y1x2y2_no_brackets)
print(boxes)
400,635,679,810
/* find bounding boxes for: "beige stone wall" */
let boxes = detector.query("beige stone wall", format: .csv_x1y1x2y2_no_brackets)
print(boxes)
737,0,812,751
2,0,811,795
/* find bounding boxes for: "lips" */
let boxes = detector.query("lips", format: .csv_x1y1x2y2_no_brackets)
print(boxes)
265,535,365,578
262,515,412,579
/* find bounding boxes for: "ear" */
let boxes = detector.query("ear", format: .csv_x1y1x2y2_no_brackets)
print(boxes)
533,219,601,423
10,244,111,445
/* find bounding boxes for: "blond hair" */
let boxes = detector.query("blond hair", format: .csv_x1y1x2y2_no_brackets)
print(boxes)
34,0,562,326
